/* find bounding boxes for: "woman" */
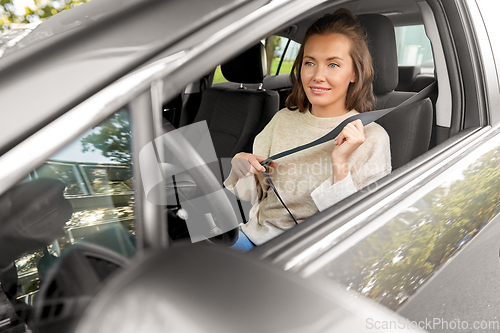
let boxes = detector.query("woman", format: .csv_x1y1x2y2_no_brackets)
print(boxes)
225,9,391,251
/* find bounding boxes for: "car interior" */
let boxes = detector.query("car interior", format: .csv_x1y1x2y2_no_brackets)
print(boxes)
162,0,452,239
165,8,449,176
0,0,483,332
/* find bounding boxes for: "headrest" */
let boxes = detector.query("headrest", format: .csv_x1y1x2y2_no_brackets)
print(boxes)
358,14,398,94
399,66,421,83
397,66,421,91
221,43,267,84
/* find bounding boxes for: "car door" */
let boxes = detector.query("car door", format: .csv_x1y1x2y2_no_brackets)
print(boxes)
0,1,435,332
0,1,293,331
249,0,500,330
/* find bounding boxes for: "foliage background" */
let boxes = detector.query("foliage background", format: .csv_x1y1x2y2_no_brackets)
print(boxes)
323,147,500,311
0,0,90,32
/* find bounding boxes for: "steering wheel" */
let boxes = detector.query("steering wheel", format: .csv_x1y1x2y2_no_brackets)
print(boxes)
159,120,239,246
33,242,130,333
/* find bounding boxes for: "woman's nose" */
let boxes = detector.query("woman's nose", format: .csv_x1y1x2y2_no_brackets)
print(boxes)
313,67,326,81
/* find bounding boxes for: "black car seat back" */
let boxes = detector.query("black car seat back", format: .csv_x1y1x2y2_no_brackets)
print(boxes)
397,65,437,93
194,43,280,159
358,14,433,170
397,66,421,91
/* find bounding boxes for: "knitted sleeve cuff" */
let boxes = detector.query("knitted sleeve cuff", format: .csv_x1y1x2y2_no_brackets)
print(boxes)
223,170,259,204
311,172,357,212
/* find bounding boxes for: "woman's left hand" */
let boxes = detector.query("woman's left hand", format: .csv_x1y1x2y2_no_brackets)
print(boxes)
332,119,365,164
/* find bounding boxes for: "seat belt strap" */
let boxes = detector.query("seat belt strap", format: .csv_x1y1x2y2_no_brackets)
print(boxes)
262,168,299,224
260,82,437,224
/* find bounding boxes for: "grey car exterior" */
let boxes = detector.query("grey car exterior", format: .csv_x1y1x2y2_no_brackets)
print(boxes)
0,0,499,332
252,0,500,331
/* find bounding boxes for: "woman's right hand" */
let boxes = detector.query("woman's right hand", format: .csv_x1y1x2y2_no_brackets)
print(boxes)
231,152,276,179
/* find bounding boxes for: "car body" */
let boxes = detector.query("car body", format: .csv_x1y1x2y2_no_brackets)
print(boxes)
0,0,499,332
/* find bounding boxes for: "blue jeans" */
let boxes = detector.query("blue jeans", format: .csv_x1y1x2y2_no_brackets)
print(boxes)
231,229,255,252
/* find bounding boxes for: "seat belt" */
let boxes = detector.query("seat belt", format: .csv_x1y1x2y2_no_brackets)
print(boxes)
260,82,437,224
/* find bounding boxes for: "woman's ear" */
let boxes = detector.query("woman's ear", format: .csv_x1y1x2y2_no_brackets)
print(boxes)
350,72,356,83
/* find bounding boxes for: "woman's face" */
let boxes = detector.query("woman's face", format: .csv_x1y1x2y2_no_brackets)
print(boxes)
300,33,356,115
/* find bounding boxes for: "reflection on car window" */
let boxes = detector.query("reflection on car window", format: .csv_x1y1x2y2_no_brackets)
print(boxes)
313,136,500,312
36,161,88,195
395,25,434,73
9,108,135,304
79,164,133,195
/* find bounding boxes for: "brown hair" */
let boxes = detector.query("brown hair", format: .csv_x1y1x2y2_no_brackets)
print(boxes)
285,8,374,113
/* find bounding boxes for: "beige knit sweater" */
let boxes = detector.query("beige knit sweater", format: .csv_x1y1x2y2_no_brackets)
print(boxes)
224,108,391,245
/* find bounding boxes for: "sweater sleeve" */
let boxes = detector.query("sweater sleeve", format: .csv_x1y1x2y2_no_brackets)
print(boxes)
310,172,358,211
311,123,392,212
350,123,392,190
222,109,282,203
223,173,259,204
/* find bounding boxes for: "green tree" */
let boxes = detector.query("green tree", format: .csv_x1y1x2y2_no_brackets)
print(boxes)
0,0,91,32
324,148,500,311
81,110,132,165
265,36,280,75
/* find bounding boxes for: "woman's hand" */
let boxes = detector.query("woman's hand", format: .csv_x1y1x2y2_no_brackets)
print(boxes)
331,119,365,183
231,152,276,179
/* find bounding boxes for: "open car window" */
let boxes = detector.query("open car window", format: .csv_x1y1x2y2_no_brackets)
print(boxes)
180,4,447,251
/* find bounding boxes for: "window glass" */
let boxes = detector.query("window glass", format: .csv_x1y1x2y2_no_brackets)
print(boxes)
4,108,135,304
80,164,133,195
269,36,300,76
311,134,500,317
35,162,88,196
213,65,227,84
395,25,434,73
212,36,301,85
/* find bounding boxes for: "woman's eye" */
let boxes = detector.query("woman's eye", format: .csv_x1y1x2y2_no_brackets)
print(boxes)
304,61,314,66
329,63,338,68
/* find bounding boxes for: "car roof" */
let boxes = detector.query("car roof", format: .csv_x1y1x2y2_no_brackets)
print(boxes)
0,0,248,155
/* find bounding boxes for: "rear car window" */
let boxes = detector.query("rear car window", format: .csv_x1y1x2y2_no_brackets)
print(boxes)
269,36,300,76
212,36,301,84
395,24,434,73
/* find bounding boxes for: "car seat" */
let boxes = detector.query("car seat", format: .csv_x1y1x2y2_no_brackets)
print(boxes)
358,14,434,170
397,66,437,93
397,66,422,92
194,43,280,160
